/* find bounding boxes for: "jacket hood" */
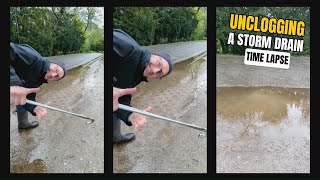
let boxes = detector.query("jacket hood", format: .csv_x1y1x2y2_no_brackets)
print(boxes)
41,59,51,83
136,48,151,82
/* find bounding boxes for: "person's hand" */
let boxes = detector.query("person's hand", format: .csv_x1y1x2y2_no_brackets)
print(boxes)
34,102,51,120
10,86,40,105
113,87,137,111
128,106,152,131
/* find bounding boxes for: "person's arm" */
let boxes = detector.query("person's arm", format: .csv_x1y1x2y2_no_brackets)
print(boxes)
10,86,40,105
113,87,137,111
23,92,49,119
114,94,134,126
112,30,151,125
113,74,134,125
10,65,40,105
10,65,22,86
24,93,37,116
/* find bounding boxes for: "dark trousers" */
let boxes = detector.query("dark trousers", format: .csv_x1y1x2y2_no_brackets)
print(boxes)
16,105,27,113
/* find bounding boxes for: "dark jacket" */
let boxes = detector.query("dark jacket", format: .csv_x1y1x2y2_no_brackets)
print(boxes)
113,29,151,125
10,42,51,115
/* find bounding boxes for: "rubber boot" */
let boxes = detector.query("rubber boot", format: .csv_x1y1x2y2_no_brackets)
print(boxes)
17,111,39,129
113,115,135,143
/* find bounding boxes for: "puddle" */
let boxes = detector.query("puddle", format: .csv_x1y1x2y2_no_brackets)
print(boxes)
217,87,310,173
217,87,310,140
11,159,47,173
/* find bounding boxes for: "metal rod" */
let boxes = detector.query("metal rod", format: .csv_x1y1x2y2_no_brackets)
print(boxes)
26,100,94,124
118,104,207,132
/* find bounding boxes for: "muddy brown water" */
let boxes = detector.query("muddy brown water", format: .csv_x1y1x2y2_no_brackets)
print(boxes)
10,56,104,173
217,87,310,173
113,57,207,173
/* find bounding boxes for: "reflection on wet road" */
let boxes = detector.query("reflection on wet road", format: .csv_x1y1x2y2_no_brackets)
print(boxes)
217,87,310,173
10,57,104,173
113,57,207,173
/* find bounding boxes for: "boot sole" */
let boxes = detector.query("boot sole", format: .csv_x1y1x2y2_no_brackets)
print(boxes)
113,136,136,144
18,123,39,129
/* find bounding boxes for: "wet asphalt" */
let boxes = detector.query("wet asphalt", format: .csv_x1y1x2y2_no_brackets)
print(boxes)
113,57,207,173
217,55,310,88
10,55,104,173
144,40,207,63
46,53,102,70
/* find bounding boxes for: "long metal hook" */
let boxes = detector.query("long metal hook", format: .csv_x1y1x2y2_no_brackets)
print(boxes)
26,100,95,124
118,104,207,133
198,133,207,138
84,117,95,124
